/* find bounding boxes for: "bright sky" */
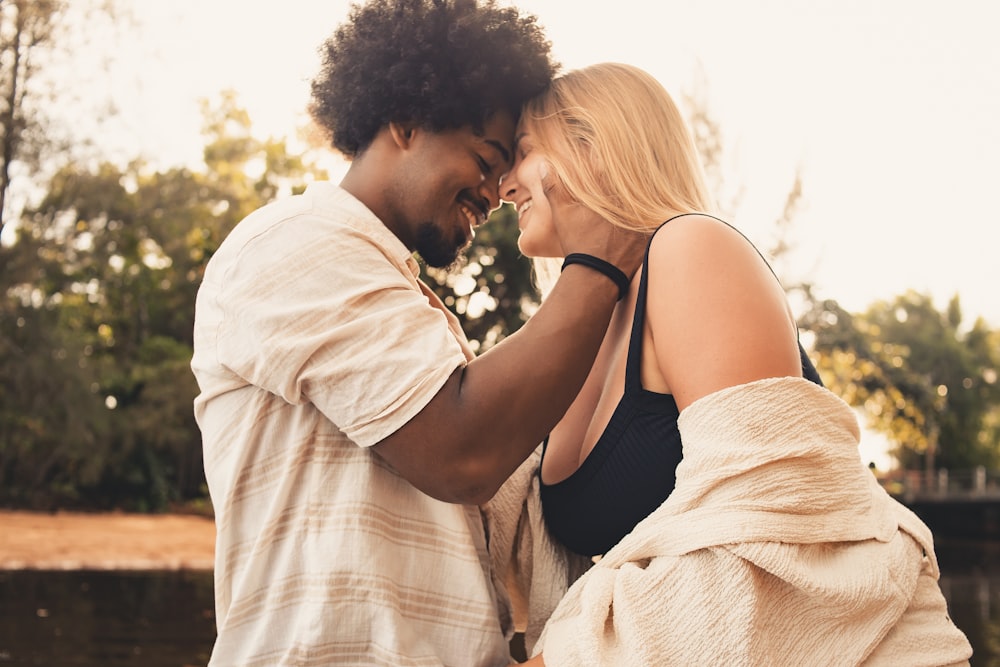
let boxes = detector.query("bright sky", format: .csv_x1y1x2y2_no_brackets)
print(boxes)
109,0,1000,332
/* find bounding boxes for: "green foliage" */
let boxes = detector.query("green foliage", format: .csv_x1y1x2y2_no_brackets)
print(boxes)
801,291,1000,471
0,300,111,508
0,93,327,511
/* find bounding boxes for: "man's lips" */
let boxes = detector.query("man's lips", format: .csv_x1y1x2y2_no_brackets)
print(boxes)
458,198,488,229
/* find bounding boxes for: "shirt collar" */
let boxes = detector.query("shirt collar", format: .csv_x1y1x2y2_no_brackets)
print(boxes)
305,181,421,278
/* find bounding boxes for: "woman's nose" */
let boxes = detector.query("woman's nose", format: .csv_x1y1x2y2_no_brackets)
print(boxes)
499,172,518,203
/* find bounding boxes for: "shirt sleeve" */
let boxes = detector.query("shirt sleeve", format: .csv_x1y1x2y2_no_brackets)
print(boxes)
214,213,468,447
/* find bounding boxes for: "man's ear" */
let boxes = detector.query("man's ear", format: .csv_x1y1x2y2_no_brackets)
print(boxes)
388,121,418,149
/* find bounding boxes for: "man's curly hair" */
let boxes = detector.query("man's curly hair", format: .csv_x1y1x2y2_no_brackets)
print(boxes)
310,0,557,158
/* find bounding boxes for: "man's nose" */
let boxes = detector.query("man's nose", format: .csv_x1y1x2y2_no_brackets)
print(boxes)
480,174,503,211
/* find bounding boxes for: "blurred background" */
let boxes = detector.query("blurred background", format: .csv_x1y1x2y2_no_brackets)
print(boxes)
1,0,998,664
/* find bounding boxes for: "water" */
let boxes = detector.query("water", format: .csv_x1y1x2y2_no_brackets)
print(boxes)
0,542,997,666
937,539,1000,667
0,570,215,666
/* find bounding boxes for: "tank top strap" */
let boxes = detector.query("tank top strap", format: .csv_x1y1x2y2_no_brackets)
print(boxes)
624,213,706,393
623,237,652,393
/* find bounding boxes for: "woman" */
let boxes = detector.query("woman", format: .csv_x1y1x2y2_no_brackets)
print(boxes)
492,63,972,666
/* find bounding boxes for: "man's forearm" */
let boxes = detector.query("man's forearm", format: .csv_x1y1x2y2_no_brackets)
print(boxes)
372,264,621,504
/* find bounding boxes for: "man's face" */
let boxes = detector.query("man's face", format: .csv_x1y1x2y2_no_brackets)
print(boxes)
391,112,515,268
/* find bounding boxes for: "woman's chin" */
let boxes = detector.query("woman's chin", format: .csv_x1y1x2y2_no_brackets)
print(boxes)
518,230,564,259
517,239,542,259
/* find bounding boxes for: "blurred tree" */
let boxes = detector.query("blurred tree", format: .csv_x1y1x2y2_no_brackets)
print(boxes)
0,92,326,509
0,0,120,236
801,291,1000,471
0,0,61,233
1,0,123,506
0,297,111,508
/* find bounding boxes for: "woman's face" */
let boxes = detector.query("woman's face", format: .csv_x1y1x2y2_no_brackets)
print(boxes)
500,130,567,258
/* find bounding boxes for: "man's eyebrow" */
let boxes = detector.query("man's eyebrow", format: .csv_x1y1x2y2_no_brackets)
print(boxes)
486,139,511,164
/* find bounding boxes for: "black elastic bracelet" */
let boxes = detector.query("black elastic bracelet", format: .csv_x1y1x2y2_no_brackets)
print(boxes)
561,253,630,301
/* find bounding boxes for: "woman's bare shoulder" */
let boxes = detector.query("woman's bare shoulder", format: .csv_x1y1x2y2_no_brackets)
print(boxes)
643,214,802,410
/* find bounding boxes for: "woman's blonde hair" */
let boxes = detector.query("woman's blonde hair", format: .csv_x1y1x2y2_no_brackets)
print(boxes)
519,63,715,293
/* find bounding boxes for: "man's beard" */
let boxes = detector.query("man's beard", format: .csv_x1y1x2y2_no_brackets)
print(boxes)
415,221,469,269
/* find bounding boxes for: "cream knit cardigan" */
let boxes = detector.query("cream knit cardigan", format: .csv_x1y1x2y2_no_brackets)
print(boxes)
484,377,972,666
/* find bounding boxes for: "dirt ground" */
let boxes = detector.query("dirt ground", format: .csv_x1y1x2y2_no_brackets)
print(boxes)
0,510,215,570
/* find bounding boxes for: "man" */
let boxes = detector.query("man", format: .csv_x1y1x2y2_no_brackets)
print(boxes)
191,1,645,664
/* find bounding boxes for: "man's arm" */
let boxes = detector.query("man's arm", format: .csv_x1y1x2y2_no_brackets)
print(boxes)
373,212,647,504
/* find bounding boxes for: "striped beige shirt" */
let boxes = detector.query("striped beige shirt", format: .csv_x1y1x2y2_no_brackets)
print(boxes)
192,183,510,666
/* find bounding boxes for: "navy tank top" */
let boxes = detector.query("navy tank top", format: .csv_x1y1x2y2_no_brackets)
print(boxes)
540,215,823,557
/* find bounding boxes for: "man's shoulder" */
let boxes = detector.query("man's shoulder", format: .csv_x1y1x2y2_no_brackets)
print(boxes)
209,184,401,270
239,182,345,231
